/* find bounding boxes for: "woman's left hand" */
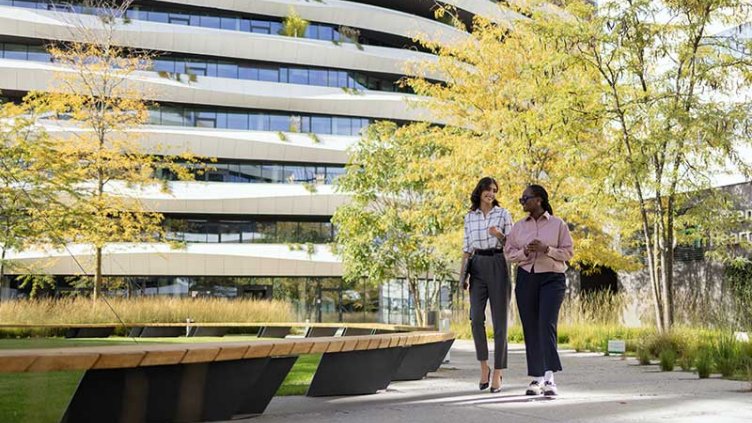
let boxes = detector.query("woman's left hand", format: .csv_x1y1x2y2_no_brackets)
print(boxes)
526,239,549,254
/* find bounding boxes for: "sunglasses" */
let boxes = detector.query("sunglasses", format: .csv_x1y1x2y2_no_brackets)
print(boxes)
518,195,538,205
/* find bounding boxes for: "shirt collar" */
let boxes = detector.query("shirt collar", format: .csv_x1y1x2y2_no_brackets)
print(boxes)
473,206,501,215
525,211,551,221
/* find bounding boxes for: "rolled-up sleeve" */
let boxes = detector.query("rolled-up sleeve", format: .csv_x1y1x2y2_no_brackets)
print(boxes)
546,221,574,262
462,214,471,253
504,225,527,263
502,209,513,235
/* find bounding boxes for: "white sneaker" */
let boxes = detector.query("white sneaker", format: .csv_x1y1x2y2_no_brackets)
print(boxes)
525,380,542,396
542,381,558,396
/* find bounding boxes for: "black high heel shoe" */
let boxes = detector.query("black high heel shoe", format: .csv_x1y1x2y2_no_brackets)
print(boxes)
479,368,491,390
490,375,503,393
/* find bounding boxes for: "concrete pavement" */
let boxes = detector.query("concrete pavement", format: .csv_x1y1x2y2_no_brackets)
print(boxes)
247,340,752,423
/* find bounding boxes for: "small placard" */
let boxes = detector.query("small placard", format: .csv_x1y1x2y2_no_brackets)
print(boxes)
607,339,626,354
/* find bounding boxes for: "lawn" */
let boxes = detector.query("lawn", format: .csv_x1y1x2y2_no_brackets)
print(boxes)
0,337,322,423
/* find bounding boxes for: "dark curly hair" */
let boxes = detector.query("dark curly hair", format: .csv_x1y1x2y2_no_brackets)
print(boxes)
528,184,553,215
470,177,500,211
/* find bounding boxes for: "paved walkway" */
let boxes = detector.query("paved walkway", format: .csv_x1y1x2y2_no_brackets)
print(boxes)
248,340,752,423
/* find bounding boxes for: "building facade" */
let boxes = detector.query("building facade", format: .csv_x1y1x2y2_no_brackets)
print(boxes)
0,0,517,321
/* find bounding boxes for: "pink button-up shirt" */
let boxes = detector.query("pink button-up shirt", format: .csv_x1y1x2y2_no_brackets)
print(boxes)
504,212,574,273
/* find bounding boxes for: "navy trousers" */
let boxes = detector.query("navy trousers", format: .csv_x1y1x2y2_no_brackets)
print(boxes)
515,267,566,377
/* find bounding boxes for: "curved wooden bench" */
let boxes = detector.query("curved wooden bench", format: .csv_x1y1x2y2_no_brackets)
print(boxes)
0,330,455,423
0,322,434,339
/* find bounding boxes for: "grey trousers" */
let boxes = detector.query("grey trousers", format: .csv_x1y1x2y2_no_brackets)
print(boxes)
469,253,510,369
515,268,566,377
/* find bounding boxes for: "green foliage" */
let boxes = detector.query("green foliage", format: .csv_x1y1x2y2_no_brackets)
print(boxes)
678,347,696,371
695,348,713,379
723,259,752,328
333,122,454,326
280,8,309,37
714,333,742,378
551,0,752,331
659,349,677,372
637,346,652,365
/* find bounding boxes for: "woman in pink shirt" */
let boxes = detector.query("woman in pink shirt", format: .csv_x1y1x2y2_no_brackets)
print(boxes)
504,184,574,397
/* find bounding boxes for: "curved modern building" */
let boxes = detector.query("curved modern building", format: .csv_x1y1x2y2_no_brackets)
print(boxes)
0,0,516,319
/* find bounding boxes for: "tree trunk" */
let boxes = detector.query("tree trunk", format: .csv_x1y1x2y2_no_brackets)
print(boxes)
641,207,664,333
408,278,425,327
94,246,102,301
0,246,6,302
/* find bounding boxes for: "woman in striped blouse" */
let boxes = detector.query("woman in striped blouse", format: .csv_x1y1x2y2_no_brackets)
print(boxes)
460,176,513,393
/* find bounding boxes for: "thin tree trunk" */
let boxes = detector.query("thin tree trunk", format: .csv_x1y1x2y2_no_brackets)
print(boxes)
640,200,664,333
94,246,102,301
0,246,6,302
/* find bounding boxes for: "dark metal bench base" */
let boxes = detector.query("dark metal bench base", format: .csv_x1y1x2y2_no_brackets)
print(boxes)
306,347,406,397
61,357,294,423
64,327,115,338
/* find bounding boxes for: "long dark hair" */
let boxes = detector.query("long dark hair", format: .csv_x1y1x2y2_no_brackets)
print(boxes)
470,177,500,211
528,184,553,215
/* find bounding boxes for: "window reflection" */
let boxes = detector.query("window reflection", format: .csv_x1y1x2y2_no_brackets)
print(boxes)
148,105,370,136
0,42,412,93
166,219,335,244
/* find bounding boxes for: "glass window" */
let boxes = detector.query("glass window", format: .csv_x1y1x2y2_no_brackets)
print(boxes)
205,61,218,77
205,222,219,243
200,16,221,29
332,117,352,136
186,62,208,76
276,222,299,243
240,18,252,32
227,112,248,130
220,17,239,31
152,59,175,73
306,25,318,39
300,116,311,133
311,116,331,134
183,109,195,127
217,62,238,79
238,64,258,80
326,167,346,183
299,222,326,243
147,11,169,23
258,66,279,82
239,164,263,182
216,111,228,128
249,113,269,131
195,110,217,128
173,60,186,75
319,26,334,41
239,222,254,243
219,221,242,243
269,115,289,132
148,110,161,125
182,220,208,243
288,68,308,85
281,166,298,183
26,45,50,62
4,43,26,60
263,165,283,183
251,20,271,34
270,22,283,35
190,15,201,26
254,221,276,243
336,71,348,88
168,14,190,25
309,70,328,86
160,106,184,126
